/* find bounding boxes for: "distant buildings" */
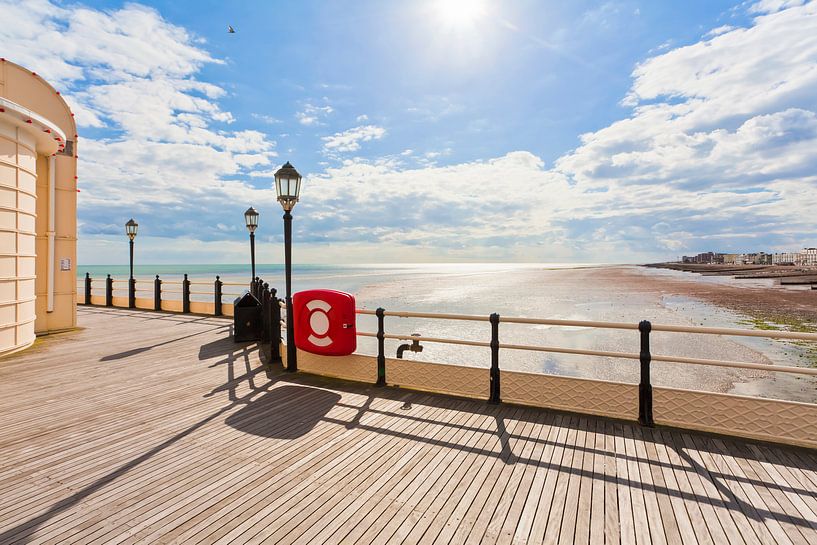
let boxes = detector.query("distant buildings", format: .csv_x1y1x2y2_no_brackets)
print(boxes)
772,252,799,266
802,248,817,266
682,248,816,266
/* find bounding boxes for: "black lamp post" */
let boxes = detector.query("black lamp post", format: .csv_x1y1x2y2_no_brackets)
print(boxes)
125,218,138,308
244,207,259,283
274,161,302,372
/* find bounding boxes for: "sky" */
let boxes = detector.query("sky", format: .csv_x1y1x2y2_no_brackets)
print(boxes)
2,0,816,265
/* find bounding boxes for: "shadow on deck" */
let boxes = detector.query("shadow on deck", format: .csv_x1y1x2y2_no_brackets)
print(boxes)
0,306,814,544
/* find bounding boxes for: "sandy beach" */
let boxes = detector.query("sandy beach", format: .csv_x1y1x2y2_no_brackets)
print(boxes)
351,264,817,402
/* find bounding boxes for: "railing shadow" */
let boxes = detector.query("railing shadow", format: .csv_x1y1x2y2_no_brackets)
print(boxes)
7,308,817,543
100,325,229,361
0,316,263,545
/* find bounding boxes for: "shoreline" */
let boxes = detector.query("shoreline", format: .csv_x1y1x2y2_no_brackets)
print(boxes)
641,262,817,325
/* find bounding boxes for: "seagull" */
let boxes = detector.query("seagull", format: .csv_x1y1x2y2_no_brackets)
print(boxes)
228,25,235,33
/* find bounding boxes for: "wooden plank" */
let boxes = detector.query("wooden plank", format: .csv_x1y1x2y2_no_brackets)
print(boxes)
602,419,621,545
676,432,746,545
680,432,759,545
635,426,678,545
689,434,782,545
2,307,817,545
447,416,539,544
258,400,481,544
305,407,497,545
500,413,563,545
662,431,725,544
479,410,552,544
613,422,637,545
518,414,571,545
622,423,653,545
658,429,714,545
424,408,530,545
709,438,807,545
574,417,596,545
557,416,588,545
158,397,443,545
193,398,460,545
539,415,578,545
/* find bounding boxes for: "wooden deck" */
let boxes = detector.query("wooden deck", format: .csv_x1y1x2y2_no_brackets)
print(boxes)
1,307,816,544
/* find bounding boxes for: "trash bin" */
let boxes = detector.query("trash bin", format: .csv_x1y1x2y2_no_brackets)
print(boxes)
233,291,262,342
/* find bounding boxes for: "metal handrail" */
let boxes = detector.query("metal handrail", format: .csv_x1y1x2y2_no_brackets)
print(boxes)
355,330,817,377
356,308,817,342
357,309,490,322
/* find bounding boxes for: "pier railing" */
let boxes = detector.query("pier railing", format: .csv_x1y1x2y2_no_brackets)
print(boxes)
78,273,817,448
298,306,817,449
77,273,268,317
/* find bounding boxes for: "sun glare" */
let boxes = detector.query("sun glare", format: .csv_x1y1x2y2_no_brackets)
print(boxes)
436,0,486,27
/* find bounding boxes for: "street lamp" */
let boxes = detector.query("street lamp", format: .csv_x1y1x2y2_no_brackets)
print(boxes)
274,161,302,372
125,218,138,308
244,207,259,282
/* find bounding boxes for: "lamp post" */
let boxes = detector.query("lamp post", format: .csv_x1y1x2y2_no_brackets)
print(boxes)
125,218,138,308
274,161,302,372
244,207,259,283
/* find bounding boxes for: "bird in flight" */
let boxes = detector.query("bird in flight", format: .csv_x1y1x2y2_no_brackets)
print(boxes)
228,25,235,33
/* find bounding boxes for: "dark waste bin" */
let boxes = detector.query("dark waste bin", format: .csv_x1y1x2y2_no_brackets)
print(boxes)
233,291,262,342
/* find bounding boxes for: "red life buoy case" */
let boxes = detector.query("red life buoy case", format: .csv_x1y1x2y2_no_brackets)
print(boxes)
292,289,357,356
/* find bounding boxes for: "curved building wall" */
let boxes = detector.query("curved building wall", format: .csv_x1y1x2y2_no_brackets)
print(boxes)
0,59,78,357
0,123,38,352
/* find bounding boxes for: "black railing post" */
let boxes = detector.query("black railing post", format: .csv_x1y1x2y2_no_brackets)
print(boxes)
154,275,161,311
376,308,386,386
214,275,223,316
638,320,654,427
182,274,191,314
269,289,282,364
105,274,113,307
260,283,271,342
84,272,91,305
489,313,501,404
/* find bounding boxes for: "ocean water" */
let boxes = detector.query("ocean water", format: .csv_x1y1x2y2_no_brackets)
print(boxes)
77,262,602,299
77,263,817,402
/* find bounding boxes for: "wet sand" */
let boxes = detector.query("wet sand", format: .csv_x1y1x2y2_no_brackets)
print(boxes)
351,264,816,401
626,265,817,323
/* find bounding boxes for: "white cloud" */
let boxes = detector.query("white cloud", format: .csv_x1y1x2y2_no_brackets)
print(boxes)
749,0,805,14
300,1,817,260
296,103,334,125
0,0,277,243
6,0,817,263
252,113,282,124
356,114,369,122
705,25,735,37
321,125,386,152
542,1,817,255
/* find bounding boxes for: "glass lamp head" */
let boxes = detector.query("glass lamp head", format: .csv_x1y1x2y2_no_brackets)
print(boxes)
244,206,259,233
274,161,302,211
125,218,138,241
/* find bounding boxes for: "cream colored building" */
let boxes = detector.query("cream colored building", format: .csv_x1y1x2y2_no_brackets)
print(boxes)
0,59,77,356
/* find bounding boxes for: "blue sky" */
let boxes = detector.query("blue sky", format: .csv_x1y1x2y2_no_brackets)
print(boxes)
2,0,816,264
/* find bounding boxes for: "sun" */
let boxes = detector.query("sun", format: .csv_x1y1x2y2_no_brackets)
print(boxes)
435,0,486,28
